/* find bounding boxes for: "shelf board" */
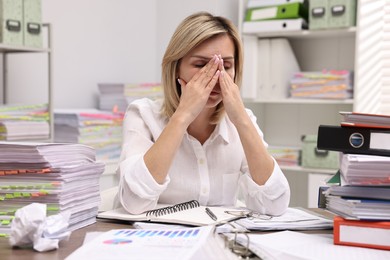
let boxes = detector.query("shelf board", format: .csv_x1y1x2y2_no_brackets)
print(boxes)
244,98,354,105
0,44,50,53
281,165,338,174
243,27,356,39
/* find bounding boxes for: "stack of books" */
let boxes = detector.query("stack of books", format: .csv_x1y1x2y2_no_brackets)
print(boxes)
316,111,390,250
242,0,308,34
97,83,163,112
54,109,123,162
268,146,300,167
289,70,353,100
0,142,105,237
0,103,49,141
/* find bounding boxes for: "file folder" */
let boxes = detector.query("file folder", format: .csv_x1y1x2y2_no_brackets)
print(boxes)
247,0,307,9
245,2,308,22
242,18,308,34
317,125,390,157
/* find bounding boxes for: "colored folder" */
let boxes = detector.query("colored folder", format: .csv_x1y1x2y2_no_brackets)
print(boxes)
317,125,390,157
245,2,308,22
334,216,390,250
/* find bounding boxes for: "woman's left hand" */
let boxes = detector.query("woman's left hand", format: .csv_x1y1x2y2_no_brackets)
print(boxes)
218,58,247,126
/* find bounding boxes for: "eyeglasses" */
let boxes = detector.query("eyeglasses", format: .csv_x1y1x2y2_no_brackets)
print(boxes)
224,210,273,220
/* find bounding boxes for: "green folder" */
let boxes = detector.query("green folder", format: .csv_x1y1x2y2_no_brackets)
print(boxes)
245,2,308,22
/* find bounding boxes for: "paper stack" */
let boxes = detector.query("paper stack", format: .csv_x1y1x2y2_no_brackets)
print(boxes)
242,0,308,34
316,112,390,250
0,103,49,141
289,70,353,99
54,109,123,162
98,83,163,112
0,142,105,237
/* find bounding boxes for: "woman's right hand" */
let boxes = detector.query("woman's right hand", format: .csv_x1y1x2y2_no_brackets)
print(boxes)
175,55,220,125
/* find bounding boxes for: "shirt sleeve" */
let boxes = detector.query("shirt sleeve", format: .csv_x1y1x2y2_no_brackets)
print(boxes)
239,157,290,216
239,109,291,216
116,100,170,214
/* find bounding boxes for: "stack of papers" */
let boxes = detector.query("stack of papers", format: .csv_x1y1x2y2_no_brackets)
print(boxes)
339,153,390,185
54,109,123,161
289,70,353,99
268,146,300,167
234,208,333,231
97,83,163,112
0,142,105,236
0,103,49,141
234,230,390,259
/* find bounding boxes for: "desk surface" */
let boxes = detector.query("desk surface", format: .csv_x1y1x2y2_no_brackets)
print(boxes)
0,209,334,260
0,220,132,260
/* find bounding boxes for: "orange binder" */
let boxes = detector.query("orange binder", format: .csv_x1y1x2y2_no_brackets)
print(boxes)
333,216,390,250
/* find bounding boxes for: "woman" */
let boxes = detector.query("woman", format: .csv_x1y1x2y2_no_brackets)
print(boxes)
116,12,290,215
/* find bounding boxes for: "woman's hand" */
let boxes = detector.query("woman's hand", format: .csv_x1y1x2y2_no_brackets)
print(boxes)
176,55,221,125
218,57,247,126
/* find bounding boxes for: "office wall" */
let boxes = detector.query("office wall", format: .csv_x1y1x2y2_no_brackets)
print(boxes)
5,0,238,110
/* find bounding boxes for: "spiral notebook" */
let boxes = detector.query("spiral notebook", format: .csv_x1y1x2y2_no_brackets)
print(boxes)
97,200,240,226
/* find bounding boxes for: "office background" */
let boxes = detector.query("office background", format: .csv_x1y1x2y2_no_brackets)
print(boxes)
1,0,389,208
3,0,238,109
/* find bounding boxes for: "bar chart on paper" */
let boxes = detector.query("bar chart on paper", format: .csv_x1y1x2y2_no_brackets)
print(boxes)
106,229,202,246
66,226,237,260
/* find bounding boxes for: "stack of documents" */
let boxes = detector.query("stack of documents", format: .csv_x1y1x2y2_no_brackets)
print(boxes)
54,109,123,162
243,0,308,33
0,103,49,141
289,70,353,99
233,230,390,259
268,146,300,166
97,83,163,112
0,142,105,236
316,111,390,251
234,207,333,231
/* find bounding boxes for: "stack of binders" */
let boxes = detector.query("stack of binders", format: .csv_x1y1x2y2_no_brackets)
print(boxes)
242,0,308,34
316,111,390,250
0,142,105,237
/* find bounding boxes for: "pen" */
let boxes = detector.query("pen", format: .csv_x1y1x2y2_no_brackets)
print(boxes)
205,207,217,221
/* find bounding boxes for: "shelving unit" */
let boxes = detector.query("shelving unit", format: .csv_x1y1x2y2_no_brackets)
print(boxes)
238,0,359,207
0,23,53,141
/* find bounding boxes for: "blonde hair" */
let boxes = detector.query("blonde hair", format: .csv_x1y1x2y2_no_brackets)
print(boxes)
161,12,243,124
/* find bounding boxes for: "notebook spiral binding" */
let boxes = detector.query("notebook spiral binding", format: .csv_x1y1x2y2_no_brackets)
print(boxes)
145,200,200,217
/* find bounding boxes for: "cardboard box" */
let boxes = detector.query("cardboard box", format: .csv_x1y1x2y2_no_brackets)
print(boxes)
0,0,23,45
309,0,328,30
301,135,339,169
23,0,42,48
328,0,357,29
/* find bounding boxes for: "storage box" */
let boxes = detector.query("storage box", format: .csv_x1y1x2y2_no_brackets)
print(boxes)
327,0,356,29
309,0,328,30
0,0,23,45
301,135,339,169
23,0,42,48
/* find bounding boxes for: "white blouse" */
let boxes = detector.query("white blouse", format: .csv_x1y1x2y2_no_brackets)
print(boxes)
116,98,290,215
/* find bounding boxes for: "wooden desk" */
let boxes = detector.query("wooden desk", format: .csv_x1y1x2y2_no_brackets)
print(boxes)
0,220,132,260
0,209,334,260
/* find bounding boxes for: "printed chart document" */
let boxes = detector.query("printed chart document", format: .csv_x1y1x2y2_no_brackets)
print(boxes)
65,226,238,260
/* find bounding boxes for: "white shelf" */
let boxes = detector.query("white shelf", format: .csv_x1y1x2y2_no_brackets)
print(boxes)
242,27,356,39
280,165,338,175
244,98,354,105
0,44,50,53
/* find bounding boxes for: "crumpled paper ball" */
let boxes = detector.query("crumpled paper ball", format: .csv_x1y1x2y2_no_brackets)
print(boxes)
9,203,71,252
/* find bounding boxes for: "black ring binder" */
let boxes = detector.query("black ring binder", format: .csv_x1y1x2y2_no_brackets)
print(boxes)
145,200,200,217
